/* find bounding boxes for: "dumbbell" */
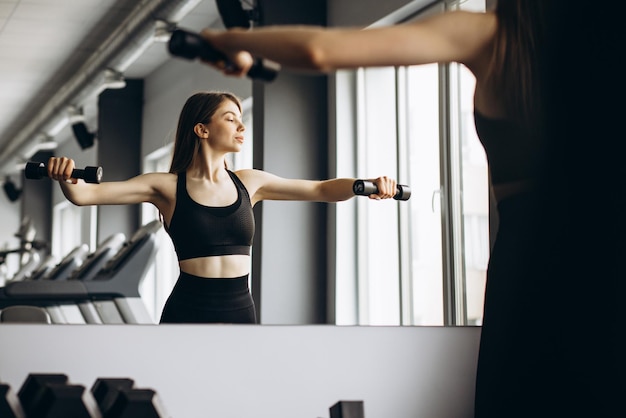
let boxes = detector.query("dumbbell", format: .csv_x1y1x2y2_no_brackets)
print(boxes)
17,373,100,418
1,382,26,418
353,180,411,201
91,378,169,417
168,28,280,82
25,161,103,184
330,400,365,418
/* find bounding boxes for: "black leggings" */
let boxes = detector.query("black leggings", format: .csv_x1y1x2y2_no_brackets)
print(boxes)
159,272,257,324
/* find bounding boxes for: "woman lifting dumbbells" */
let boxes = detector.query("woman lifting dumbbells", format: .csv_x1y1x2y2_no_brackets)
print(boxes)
46,91,402,325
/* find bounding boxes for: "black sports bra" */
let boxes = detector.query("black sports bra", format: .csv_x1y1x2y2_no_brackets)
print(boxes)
474,110,545,185
164,170,255,261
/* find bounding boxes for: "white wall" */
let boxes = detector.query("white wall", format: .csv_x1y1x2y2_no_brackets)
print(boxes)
0,325,480,418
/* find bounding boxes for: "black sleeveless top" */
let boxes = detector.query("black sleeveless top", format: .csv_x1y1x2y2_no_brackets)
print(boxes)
164,170,255,261
474,111,544,185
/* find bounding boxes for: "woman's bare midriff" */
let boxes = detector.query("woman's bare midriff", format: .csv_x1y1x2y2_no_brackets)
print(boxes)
179,255,251,278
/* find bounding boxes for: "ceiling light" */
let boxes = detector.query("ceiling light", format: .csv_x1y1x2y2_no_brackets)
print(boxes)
102,68,126,90
21,135,58,160
3,177,21,202
71,122,96,150
154,20,176,42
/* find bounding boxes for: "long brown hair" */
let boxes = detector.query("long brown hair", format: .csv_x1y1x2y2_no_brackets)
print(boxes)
488,1,548,129
169,91,242,174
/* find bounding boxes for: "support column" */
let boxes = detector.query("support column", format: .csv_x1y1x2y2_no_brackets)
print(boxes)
97,79,143,241
253,0,328,324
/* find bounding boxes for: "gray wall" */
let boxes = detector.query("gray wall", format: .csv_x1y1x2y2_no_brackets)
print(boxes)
252,0,329,324
97,79,144,241
329,0,435,26
19,150,54,247
0,325,481,418
142,59,252,159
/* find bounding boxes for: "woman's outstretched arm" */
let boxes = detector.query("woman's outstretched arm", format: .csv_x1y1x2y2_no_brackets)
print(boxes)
200,11,496,75
48,156,172,208
236,169,397,206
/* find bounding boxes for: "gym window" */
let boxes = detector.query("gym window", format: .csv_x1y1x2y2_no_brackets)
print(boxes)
333,0,489,326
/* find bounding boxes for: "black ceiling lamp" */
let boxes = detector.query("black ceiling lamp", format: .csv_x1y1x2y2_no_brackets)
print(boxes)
216,0,258,29
71,120,96,150
67,105,97,150
3,177,21,202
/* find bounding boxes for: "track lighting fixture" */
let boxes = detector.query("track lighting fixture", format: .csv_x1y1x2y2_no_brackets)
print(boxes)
71,121,96,150
3,177,21,202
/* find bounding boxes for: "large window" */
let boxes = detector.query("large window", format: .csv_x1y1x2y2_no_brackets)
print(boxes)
335,0,489,326
52,202,96,258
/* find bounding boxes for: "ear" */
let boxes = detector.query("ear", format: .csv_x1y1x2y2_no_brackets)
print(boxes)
193,123,209,138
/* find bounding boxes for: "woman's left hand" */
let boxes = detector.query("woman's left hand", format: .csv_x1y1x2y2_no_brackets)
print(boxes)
370,176,397,200
200,29,255,77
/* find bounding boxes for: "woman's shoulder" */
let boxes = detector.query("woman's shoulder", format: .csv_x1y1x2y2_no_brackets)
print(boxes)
140,171,177,181
232,168,272,193
136,171,178,190
232,168,262,180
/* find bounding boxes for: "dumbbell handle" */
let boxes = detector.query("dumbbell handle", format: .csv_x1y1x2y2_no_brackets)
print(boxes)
25,161,103,184
168,29,280,82
353,180,411,201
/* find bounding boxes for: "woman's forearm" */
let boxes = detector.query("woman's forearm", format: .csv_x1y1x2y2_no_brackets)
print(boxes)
208,26,362,71
319,178,359,201
59,181,92,206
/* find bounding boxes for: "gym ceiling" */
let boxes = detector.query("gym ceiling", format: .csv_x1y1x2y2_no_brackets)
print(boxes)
0,0,222,177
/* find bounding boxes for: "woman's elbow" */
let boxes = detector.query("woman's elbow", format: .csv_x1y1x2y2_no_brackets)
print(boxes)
301,39,335,72
62,191,89,207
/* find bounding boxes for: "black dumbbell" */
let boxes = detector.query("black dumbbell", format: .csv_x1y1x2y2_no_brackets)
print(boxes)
25,161,103,184
353,180,411,201
17,373,100,418
168,28,280,82
91,378,168,418
91,378,135,415
330,400,365,418
1,382,26,418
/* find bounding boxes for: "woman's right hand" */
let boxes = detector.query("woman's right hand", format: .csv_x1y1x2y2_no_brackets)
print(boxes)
200,29,255,78
47,157,78,184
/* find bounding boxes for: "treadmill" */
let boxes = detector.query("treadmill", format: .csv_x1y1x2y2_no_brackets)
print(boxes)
0,220,162,325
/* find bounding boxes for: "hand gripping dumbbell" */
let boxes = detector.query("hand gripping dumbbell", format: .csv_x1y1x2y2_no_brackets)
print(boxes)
168,28,280,82
353,180,411,201
24,161,103,184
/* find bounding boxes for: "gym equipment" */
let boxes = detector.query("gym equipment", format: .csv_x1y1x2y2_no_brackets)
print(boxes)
24,161,103,184
8,252,42,282
330,400,365,418
91,378,168,417
40,244,90,281
0,220,162,325
0,382,26,418
69,233,126,282
0,216,48,284
16,374,101,418
168,28,280,82
353,180,412,201
16,244,90,323
1,375,168,418
23,255,58,281
0,305,51,323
